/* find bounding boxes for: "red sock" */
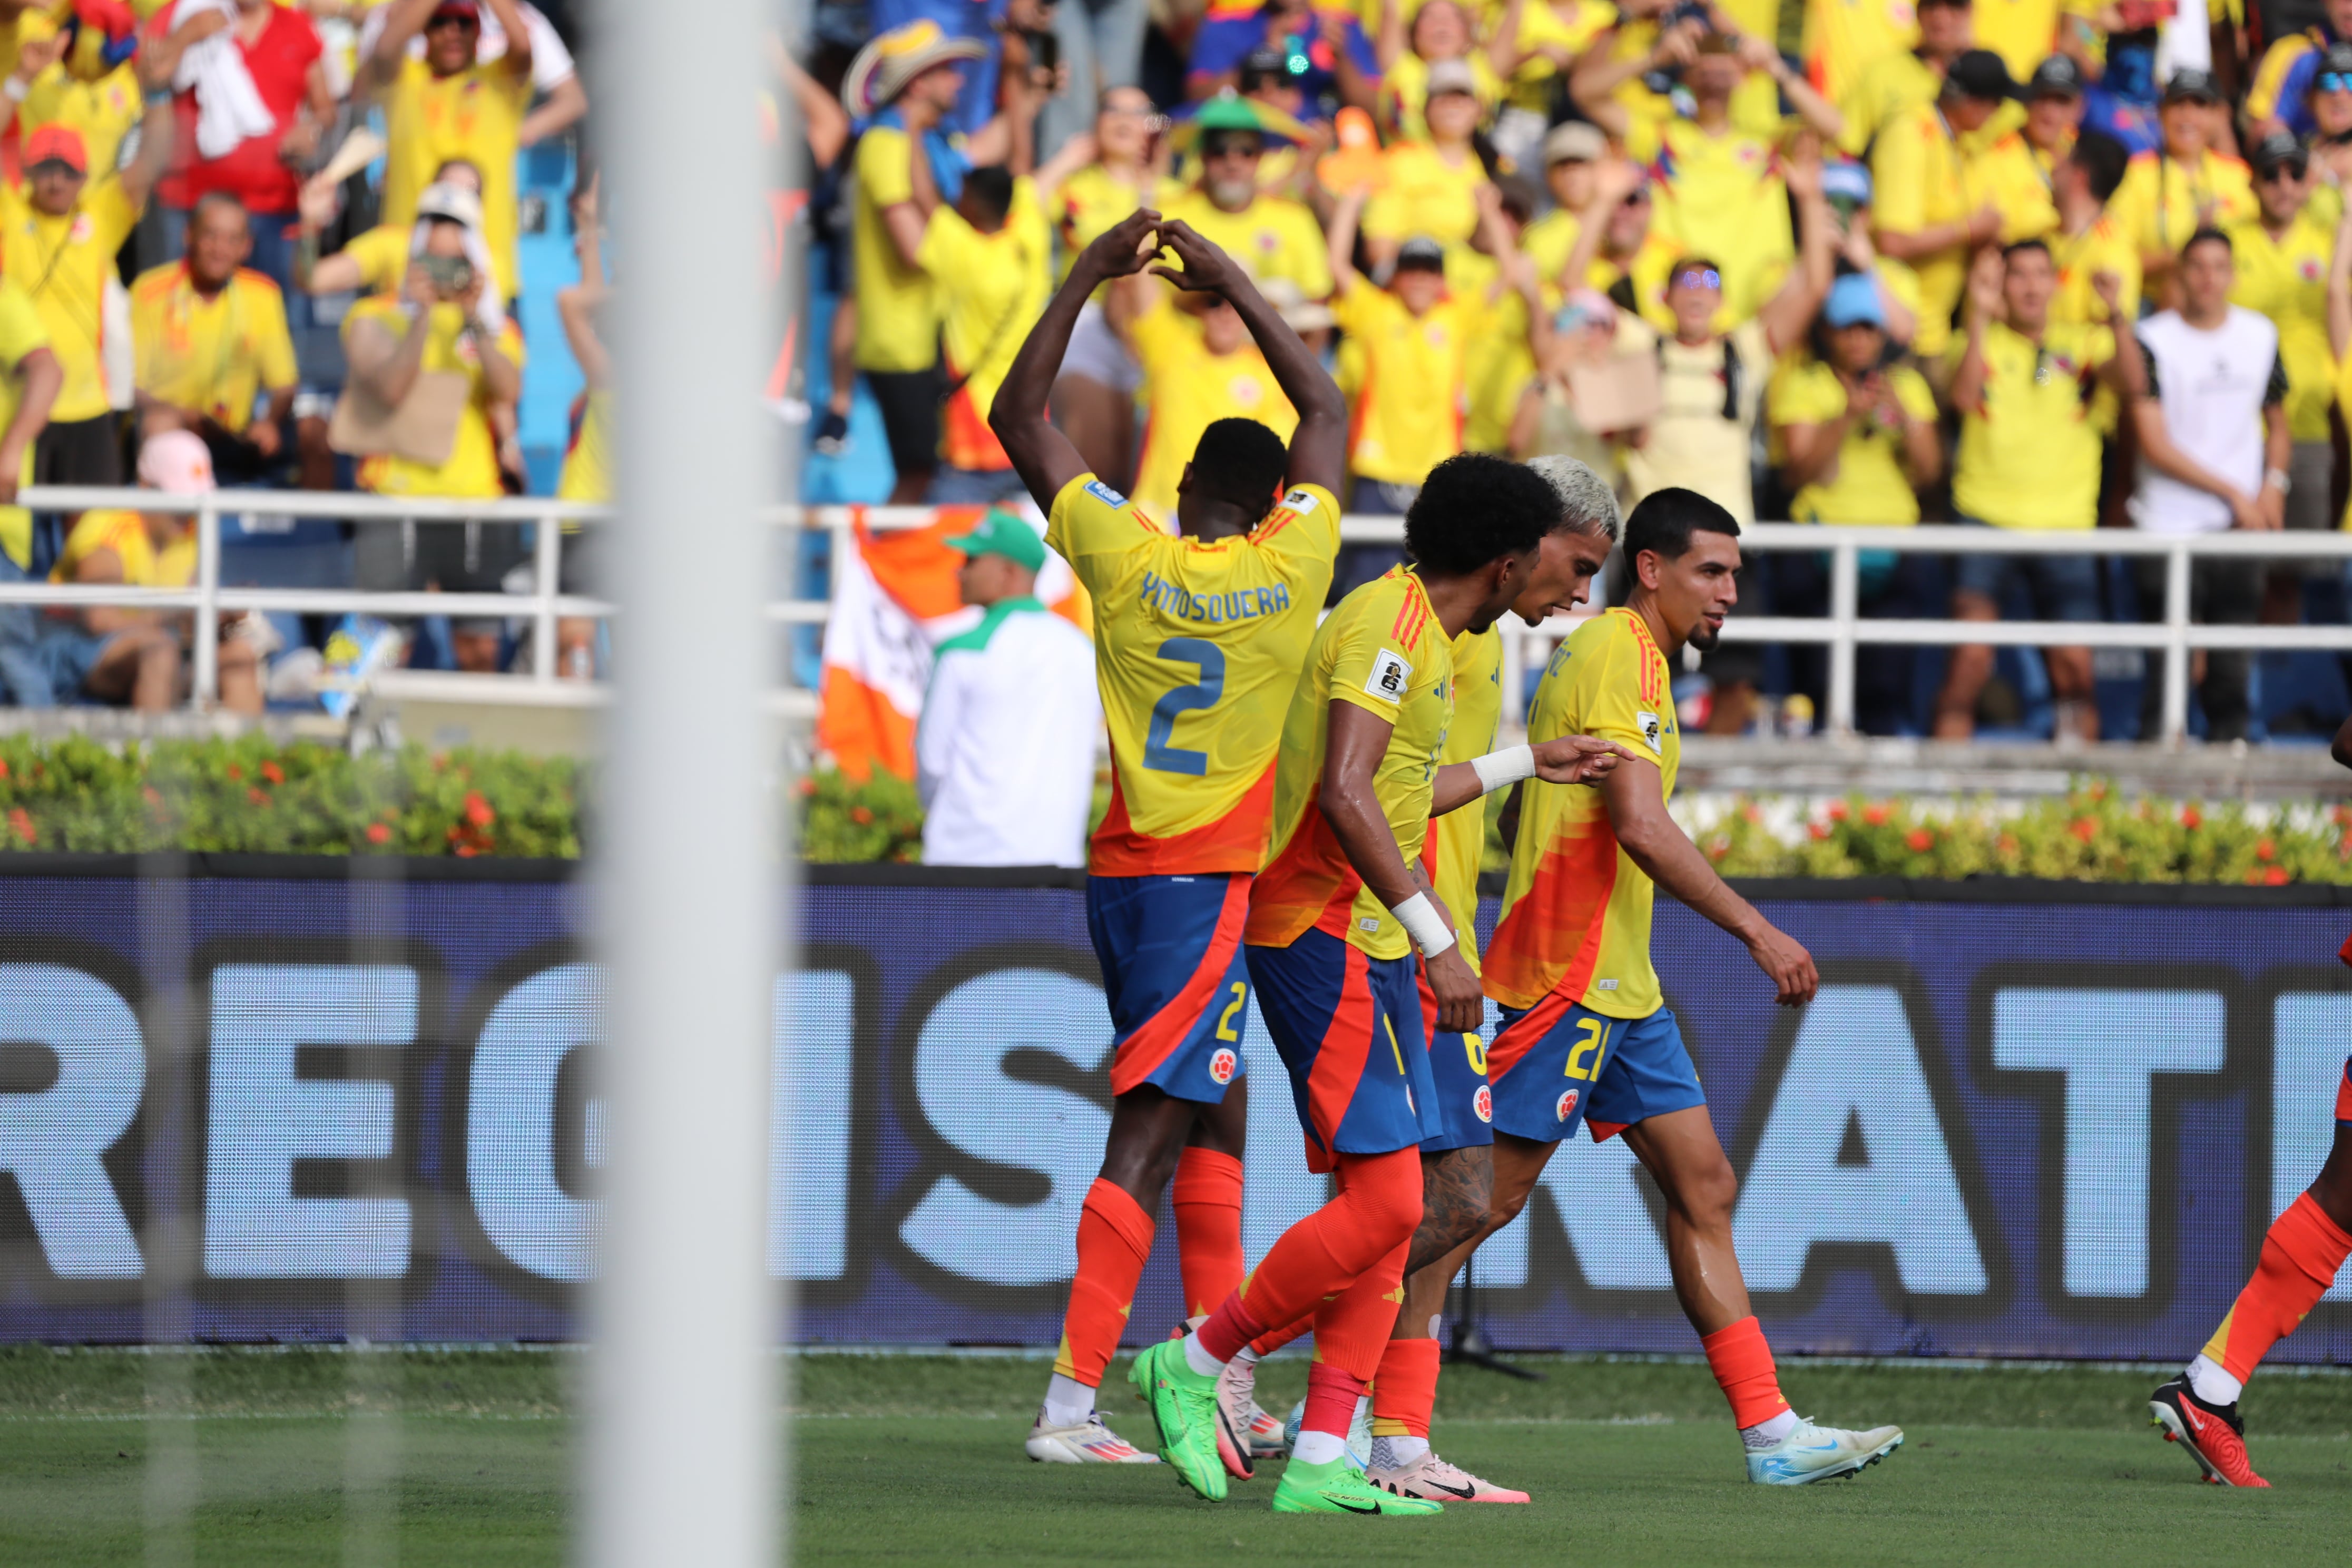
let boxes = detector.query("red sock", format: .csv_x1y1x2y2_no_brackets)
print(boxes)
2202,1192,2352,1382
1370,1336,1442,1439
1198,1147,1421,1364
1700,1316,1789,1429
1051,1179,1154,1386
1247,1317,1312,1359
1301,1359,1366,1442
1309,1237,1410,1384
1172,1148,1246,1319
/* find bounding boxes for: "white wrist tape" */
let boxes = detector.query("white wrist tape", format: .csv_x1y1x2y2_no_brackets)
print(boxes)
1389,891,1456,958
1471,744,1535,795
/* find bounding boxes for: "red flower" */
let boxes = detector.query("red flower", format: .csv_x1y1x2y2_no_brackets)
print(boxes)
455,844,477,858
248,787,269,807
141,786,162,807
225,763,242,781
1997,834,2019,856
1808,822,1830,840
7,807,33,845
0,757,12,780
365,822,391,846
850,805,875,825
2246,869,2265,885
2181,806,2202,830
464,792,495,828
1906,828,1933,852
260,760,283,785
1864,803,1892,827
2265,865,2290,886
2069,818,2097,843
2256,838,2276,862
1827,800,1849,821
798,777,817,797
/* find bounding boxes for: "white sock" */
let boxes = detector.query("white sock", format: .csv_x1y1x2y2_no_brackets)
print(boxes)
1042,1372,1096,1429
1740,1408,1801,1450
1232,1345,1261,1369
1292,1428,1349,1465
1369,1435,1429,1468
1181,1330,1226,1380
2187,1355,2243,1407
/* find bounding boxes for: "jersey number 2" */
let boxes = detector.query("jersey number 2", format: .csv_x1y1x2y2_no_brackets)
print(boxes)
1143,638,1226,776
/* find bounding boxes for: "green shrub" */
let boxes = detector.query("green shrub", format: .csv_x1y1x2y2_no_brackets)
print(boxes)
797,766,925,864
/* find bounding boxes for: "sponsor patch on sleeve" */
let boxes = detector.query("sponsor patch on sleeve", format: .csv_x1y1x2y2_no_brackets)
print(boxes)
1280,486,1319,513
1365,648,1413,703
1635,711,1663,753
1083,479,1129,509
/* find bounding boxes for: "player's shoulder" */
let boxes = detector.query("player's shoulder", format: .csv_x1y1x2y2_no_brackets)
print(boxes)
129,262,180,302
1356,566,1438,655
1251,482,1338,549
1051,472,1160,535
1451,623,1503,683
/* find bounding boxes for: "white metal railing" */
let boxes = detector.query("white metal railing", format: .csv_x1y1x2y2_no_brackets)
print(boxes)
22,488,2352,742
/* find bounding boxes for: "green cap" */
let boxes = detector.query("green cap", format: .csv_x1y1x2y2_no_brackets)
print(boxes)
945,508,1047,572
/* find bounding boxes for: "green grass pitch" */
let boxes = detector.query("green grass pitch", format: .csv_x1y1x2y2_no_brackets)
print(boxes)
0,1348,2346,1565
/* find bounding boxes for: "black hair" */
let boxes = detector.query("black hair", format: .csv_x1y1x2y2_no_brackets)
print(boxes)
2181,225,2232,261
1493,172,1542,223
1190,418,1289,513
1403,453,1562,576
1622,487,1739,568
961,164,1014,224
2068,130,2129,204
2001,236,2051,264
190,190,249,227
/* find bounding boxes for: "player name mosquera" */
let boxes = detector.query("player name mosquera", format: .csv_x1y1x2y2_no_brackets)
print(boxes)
1136,567,1295,625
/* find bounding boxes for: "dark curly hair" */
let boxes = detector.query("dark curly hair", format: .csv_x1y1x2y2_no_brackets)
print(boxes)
1189,418,1290,515
1403,454,1561,576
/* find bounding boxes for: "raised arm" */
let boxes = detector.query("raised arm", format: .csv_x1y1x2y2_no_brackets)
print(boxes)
367,0,438,91
1756,149,1835,354
773,40,851,171
119,86,178,211
481,0,534,85
989,209,1166,506
1733,27,1843,142
2331,203,2352,360
1326,183,1368,294
1949,251,2003,414
1149,217,1349,494
1600,758,1817,1005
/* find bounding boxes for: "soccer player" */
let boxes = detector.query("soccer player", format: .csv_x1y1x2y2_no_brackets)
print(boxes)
2148,709,2352,1486
1472,488,1904,1486
1358,454,1624,1507
1129,453,1627,1515
989,211,1347,1468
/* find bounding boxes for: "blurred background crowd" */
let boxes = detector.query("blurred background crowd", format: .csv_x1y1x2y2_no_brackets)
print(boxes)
803,0,2352,746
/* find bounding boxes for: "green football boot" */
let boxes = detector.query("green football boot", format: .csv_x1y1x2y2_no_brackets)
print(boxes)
1271,1456,1445,1516
1127,1340,1228,1501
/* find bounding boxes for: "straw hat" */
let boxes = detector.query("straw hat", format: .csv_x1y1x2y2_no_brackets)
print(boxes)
840,20,989,119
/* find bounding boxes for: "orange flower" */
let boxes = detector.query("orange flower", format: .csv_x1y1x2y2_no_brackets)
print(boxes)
2265,865,2290,886
1808,822,1830,840
1906,828,1933,852
464,792,495,827
2069,818,2096,843
0,757,12,780
365,822,391,846
850,805,874,825
225,763,242,781
260,760,283,785
141,786,162,807
1997,834,2019,856
455,844,477,858
1864,803,1891,827
248,787,269,807
7,807,33,845
2180,806,2202,830
1827,800,1848,821
798,777,818,797
2256,838,2276,862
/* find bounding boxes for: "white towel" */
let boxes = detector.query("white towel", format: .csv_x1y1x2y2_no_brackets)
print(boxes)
169,0,278,161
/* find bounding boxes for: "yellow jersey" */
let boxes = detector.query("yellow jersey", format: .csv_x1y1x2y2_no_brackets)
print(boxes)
340,295,524,499
1051,162,1149,286
1046,473,1338,875
1129,301,1298,521
2112,150,2257,266
558,388,612,505
1803,0,1917,110
2227,211,2337,443
1835,46,1937,156
917,179,1050,472
1769,360,1937,524
1502,0,1618,114
1485,607,1678,1016
1380,50,1503,141
1871,102,1971,358
2049,213,2142,325
1949,318,2112,530
0,277,47,569
1362,141,1489,256
1638,118,1792,328
23,61,141,184
0,177,140,422
51,507,193,588
129,262,298,434
1248,564,1457,960
1971,129,2060,244
1158,186,1334,301
1423,624,1501,971
378,54,530,298
850,123,940,372
1451,247,1534,453
1331,275,1478,484
1972,0,2099,80
335,222,414,296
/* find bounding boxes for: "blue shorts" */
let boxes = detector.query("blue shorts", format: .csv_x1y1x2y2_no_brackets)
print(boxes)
1246,927,1440,1171
1416,966,1493,1153
35,623,120,699
1487,995,1704,1145
1087,873,1251,1103
1951,516,2103,621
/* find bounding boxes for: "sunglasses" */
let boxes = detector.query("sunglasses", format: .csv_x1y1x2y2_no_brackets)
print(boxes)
1670,267,1722,291
1201,137,1263,159
2320,72,2352,93
2256,161,2308,182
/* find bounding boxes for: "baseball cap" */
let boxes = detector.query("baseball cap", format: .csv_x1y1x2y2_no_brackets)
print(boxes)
945,509,1047,573
1394,236,1447,273
1822,272,1886,330
24,124,86,175
429,0,481,19
2162,67,2222,104
136,430,216,495
1260,277,1336,332
2249,128,2308,175
1822,159,1873,210
1543,120,1606,165
1944,50,2021,103
2027,55,2084,99
416,181,485,231
1424,58,1478,99
2316,41,2352,81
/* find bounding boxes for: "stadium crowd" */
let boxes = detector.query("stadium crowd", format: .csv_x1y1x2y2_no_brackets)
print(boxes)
809,0,2352,743
0,0,596,712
